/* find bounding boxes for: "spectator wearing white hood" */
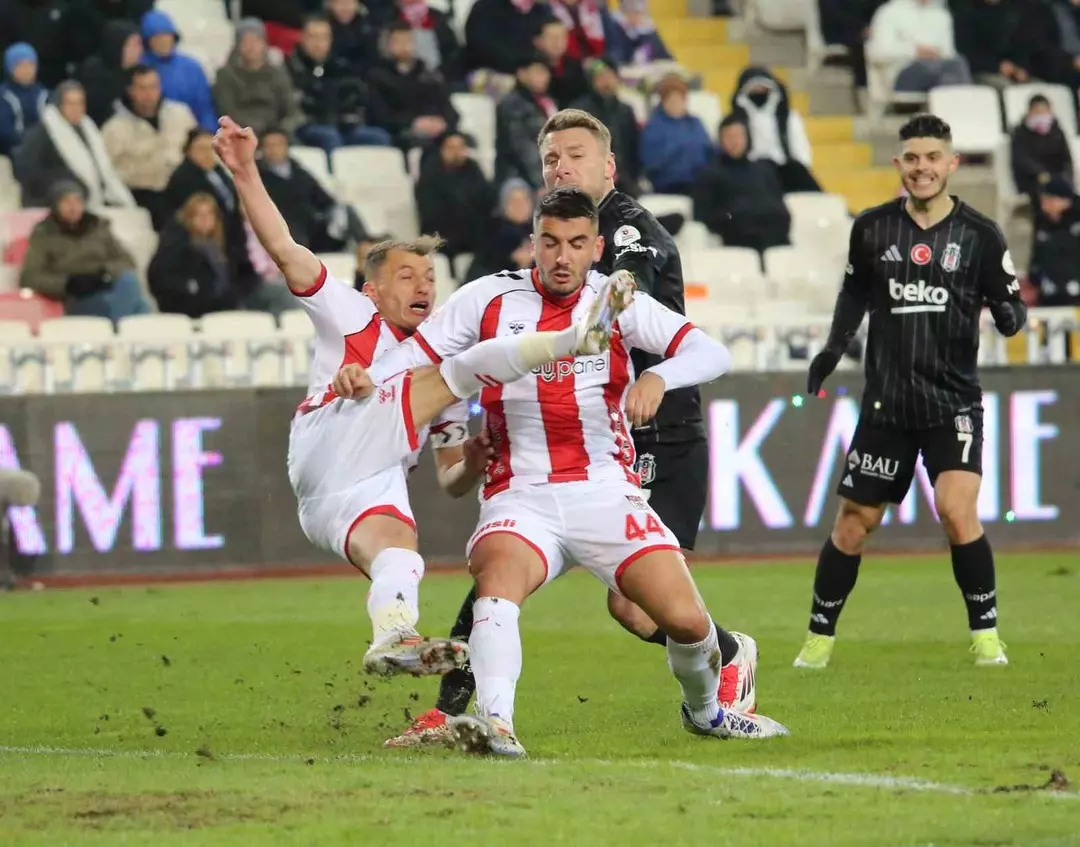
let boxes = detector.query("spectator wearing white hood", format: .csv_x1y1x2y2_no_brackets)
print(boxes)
867,0,972,92
729,66,822,194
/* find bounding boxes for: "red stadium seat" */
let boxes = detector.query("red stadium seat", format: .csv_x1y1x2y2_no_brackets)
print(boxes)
0,291,63,332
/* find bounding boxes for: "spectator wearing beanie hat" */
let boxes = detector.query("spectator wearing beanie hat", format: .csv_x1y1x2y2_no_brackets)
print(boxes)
213,18,303,138
140,9,218,131
0,43,49,156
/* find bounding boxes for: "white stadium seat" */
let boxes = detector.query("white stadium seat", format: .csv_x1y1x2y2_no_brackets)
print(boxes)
0,317,40,393
98,207,158,285
682,247,764,301
451,93,496,154
675,220,715,252
116,313,195,390
688,91,724,142
433,252,457,305
289,146,336,196
279,309,315,385
197,311,283,387
1002,83,1077,136
0,264,18,293
617,88,649,125
785,192,849,237
38,316,116,392
318,252,357,284
927,85,1005,155
638,194,693,220
332,146,419,239
763,245,841,312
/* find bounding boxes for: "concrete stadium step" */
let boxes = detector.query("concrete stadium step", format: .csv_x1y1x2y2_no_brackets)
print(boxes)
674,43,751,74
805,115,856,144
813,141,872,169
816,168,898,207
655,17,729,45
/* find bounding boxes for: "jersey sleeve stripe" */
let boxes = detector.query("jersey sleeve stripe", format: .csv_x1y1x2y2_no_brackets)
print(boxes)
401,370,420,453
664,322,695,358
293,262,328,298
413,331,442,363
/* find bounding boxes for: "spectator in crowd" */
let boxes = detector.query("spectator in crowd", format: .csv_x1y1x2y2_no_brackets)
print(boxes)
729,66,822,193
949,0,1030,88
394,0,464,85
239,0,323,55
693,114,791,255
0,43,48,156
213,18,303,139
287,14,392,155
548,0,606,62
139,10,218,132
1034,0,1080,88
640,74,713,195
1011,94,1074,203
328,0,381,78
67,0,154,66
495,54,558,191
536,19,588,107
258,127,368,251
416,129,494,260
148,192,246,318
604,0,673,68
1029,174,1080,306
1,0,77,88
369,21,458,151
816,0,882,90
353,232,392,287
16,80,136,209
164,128,245,249
102,65,196,228
77,20,143,126
466,177,534,280
570,57,641,196
20,181,150,320
464,0,554,75
867,0,972,92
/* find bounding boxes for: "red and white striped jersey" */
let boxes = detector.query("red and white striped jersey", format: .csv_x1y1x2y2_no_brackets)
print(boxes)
293,264,411,410
389,268,695,498
289,263,467,461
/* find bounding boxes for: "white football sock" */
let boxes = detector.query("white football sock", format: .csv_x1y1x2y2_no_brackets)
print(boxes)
439,329,578,399
366,548,425,646
667,622,722,725
469,596,522,725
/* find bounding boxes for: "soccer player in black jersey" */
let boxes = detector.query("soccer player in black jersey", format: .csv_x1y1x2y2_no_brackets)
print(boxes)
793,114,1027,670
384,109,759,748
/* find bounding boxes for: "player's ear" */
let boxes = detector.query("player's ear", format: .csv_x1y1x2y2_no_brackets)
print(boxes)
593,234,604,262
362,280,376,299
605,151,616,182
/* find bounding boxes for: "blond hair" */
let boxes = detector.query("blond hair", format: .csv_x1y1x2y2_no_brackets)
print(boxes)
178,192,224,250
364,234,445,282
537,109,612,152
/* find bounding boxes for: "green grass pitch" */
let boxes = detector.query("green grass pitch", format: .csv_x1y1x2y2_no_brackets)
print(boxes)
2,553,1078,846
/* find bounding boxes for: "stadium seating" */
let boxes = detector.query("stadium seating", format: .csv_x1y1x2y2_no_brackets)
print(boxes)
38,316,116,392
318,252,357,284
682,247,764,304
0,264,17,294
689,91,724,142
197,311,284,387
927,85,1006,156
289,146,337,196
763,245,841,312
1002,83,1077,138
116,313,196,391
0,317,38,393
638,194,694,221
279,309,315,385
331,147,419,239
451,93,496,156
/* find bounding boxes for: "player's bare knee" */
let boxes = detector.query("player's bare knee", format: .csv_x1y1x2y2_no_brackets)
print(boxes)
469,534,545,605
936,497,981,545
832,499,884,554
347,515,417,574
607,590,659,639
660,604,711,644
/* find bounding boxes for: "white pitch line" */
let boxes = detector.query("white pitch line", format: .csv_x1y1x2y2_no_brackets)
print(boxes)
0,745,1075,800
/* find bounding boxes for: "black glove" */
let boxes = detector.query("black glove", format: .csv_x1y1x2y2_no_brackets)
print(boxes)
989,299,1027,337
807,348,841,396
65,272,108,298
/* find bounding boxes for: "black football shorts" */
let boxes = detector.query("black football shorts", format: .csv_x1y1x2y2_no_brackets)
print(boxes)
633,438,708,550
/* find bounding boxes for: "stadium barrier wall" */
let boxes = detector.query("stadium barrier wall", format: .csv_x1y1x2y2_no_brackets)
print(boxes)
1,369,1075,576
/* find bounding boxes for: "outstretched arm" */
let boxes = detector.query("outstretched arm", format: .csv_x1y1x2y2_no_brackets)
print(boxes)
212,116,322,295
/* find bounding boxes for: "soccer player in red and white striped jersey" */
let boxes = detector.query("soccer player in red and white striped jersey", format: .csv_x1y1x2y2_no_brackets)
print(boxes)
361,187,790,754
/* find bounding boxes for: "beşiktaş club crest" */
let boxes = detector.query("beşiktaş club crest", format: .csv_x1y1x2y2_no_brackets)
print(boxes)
955,414,973,434
635,452,657,485
940,242,962,273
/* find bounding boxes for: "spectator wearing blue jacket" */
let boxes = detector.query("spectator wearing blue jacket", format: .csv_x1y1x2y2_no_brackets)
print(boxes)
140,9,218,131
0,43,49,157
603,0,672,67
640,74,713,195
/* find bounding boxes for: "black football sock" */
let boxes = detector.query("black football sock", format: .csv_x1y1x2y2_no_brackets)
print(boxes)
950,535,998,631
807,538,862,636
434,586,477,716
646,620,741,665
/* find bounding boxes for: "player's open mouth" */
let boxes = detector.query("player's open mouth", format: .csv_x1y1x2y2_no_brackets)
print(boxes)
409,300,430,315
552,271,572,283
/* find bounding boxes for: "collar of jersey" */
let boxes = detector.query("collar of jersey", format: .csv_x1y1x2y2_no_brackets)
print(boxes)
531,267,584,309
381,315,414,341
